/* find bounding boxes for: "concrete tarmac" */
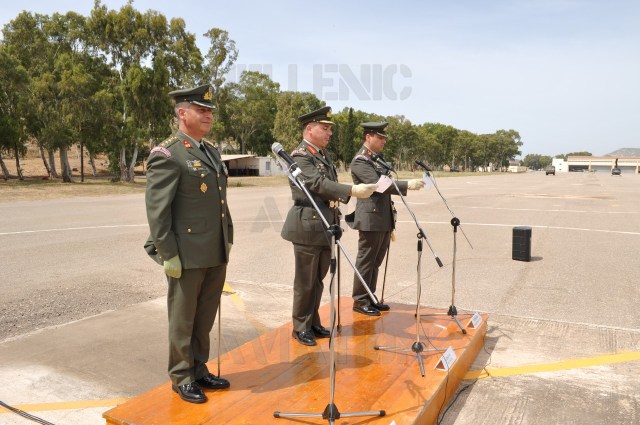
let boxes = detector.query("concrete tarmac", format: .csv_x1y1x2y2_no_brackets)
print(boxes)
1,171,639,424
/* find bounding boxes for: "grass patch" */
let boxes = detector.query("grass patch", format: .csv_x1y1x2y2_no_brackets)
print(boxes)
0,170,500,202
0,177,146,202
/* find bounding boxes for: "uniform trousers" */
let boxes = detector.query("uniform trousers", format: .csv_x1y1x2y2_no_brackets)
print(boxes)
292,243,331,332
167,265,226,386
352,231,391,306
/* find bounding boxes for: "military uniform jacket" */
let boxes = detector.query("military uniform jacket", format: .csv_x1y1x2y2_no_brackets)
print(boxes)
347,146,407,232
144,130,233,268
281,140,351,246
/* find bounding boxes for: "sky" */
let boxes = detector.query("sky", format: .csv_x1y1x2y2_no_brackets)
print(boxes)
2,0,639,157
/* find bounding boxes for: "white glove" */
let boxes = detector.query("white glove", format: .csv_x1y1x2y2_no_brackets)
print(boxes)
163,255,182,278
408,179,425,190
351,183,378,198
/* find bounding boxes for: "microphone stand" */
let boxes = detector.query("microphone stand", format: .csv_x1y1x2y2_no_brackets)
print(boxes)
417,163,473,334
379,235,391,305
273,159,385,424
373,166,445,377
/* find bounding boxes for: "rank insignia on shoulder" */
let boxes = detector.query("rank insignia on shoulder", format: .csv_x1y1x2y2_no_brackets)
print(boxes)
159,136,179,148
183,140,192,148
292,148,308,157
150,146,171,157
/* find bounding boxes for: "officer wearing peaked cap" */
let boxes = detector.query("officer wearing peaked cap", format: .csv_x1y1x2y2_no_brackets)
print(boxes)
144,84,233,404
280,106,378,346
168,84,216,108
346,122,425,316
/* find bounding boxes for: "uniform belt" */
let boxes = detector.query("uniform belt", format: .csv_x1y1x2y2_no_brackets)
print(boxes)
294,199,340,209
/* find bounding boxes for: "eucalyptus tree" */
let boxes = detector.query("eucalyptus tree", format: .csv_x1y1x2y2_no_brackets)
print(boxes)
0,46,29,180
226,71,280,155
201,28,238,145
1,12,55,177
456,130,478,171
385,115,418,170
87,1,202,181
492,129,523,170
273,91,323,152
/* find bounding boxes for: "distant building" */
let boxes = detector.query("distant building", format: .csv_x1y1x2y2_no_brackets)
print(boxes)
565,156,640,173
552,158,567,172
508,160,527,173
221,155,287,176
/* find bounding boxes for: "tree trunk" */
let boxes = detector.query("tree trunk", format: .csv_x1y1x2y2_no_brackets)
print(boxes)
39,144,51,178
13,146,24,180
119,147,128,182
0,152,10,179
80,143,85,182
89,153,97,176
59,146,73,183
48,148,59,178
127,145,138,182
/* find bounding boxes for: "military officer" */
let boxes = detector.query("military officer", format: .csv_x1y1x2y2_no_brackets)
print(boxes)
281,106,377,346
347,122,425,316
144,84,233,404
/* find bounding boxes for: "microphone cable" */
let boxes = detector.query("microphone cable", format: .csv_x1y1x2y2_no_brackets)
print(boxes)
0,399,56,425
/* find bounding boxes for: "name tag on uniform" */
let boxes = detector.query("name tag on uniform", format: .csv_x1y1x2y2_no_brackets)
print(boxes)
375,175,392,193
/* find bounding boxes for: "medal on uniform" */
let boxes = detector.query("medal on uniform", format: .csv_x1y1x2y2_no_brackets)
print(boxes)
200,182,208,193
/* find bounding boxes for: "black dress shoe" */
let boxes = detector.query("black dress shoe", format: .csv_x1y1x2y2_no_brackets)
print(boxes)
196,373,230,390
353,304,381,316
375,302,390,311
292,330,317,346
172,382,207,404
311,325,331,338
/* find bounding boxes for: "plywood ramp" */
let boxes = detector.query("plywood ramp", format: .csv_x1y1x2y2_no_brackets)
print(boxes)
104,299,487,425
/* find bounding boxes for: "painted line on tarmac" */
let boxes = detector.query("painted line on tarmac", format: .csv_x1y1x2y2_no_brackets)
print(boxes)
465,351,640,380
396,220,640,236
3,352,638,415
469,206,639,214
223,281,269,335
0,224,147,236
0,398,128,414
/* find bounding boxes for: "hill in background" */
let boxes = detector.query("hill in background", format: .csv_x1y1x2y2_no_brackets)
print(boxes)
605,147,640,156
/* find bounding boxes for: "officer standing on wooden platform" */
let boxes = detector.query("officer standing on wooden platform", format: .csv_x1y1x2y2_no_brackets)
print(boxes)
144,84,233,404
347,122,425,316
281,106,377,346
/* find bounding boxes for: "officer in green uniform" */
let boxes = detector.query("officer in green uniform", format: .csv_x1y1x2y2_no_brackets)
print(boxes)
144,84,233,404
281,106,377,346
347,122,425,316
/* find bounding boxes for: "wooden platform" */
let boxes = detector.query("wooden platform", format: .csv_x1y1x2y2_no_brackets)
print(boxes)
104,299,487,425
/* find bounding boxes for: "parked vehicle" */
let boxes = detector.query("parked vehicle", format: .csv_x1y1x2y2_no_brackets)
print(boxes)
545,166,555,175
612,168,621,175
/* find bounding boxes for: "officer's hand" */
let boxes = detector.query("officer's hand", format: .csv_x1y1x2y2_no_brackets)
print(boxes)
163,255,182,278
390,231,396,242
351,183,378,198
408,179,425,190
228,243,233,255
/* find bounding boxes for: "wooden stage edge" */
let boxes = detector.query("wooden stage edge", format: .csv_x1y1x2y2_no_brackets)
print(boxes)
104,298,488,425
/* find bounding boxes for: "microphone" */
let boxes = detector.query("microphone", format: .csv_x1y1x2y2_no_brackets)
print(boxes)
271,142,301,177
371,153,395,172
415,159,432,172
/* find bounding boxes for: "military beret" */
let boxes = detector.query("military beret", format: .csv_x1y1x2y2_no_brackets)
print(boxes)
299,106,333,127
361,122,388,137
169,84,215,109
